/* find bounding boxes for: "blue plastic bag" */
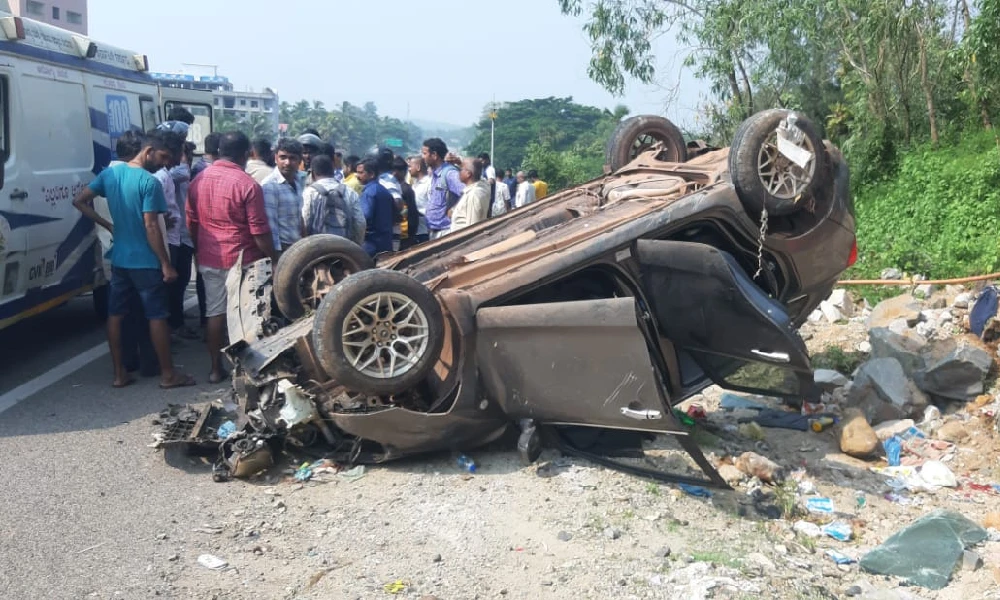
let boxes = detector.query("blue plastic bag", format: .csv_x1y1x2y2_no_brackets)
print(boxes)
970,286,998,337
883,436,902,467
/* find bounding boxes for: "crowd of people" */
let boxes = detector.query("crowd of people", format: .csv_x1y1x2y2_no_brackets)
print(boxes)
72,109,550,388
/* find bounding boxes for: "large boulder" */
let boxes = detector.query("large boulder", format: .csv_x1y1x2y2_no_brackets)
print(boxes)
827,289,856,318
839,408,880,458
868,294,923,330
848,357,929,423
869,327,928,375
916,335,994,401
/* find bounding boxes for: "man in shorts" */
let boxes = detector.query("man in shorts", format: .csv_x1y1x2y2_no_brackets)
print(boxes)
72,129,196,389
187,131,276,383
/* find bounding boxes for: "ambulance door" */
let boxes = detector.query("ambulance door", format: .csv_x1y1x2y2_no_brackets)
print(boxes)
0,65,25,305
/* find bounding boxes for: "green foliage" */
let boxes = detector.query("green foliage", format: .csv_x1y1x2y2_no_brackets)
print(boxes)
810,345,866,374
276,100,423,157
464,97,625,176
847,130,1000,279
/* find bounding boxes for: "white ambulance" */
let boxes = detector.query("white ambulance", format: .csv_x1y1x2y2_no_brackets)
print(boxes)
0,10,213,330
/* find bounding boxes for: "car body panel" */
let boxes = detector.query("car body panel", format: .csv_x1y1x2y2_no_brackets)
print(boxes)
475,297,685,433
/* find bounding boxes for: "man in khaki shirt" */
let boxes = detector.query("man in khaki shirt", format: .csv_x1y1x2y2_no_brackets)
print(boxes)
449,157,491,233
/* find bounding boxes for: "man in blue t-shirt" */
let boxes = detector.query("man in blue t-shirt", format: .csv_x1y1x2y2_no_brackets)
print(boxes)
357,158,396,256
73,129,195,390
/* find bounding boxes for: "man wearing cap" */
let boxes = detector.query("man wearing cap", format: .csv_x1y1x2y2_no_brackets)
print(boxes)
297,133,323,173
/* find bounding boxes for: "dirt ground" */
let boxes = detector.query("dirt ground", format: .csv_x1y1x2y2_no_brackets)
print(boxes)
152,291,1000,600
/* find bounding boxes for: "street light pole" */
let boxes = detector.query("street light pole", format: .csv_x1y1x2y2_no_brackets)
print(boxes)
489,95,497,167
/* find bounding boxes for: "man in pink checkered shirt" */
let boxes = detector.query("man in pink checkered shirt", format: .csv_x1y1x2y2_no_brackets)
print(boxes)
187,131,276,383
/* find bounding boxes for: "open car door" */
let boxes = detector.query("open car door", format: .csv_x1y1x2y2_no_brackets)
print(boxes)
634,239,818,402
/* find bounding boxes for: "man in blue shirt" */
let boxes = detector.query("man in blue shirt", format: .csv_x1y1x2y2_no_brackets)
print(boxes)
421,137,465,239
73,129,195,390
358,158,395,256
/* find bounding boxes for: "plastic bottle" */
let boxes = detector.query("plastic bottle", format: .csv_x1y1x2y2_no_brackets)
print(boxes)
456,454,477,473
809,416,835,432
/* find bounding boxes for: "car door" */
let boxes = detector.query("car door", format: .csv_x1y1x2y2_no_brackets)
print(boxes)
475,296,685,434
0,66,25,306
633,239,817,400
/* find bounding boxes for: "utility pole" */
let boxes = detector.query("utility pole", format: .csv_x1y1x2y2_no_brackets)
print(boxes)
489,95,497,166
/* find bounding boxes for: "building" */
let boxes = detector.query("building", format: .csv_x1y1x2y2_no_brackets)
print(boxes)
6,0,87,34
152,72,279,138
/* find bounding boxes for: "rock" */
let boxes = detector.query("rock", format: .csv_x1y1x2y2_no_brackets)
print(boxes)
915,321,936,338
839,408,879,458
557,531,573,542
881,268,903,280
717,464,745,485
655,546,672,558
953,292,972,309
734,451,784,483
917,335,994,401
963,550,983,572
873,419,915,441
820,301,844,323
794,521,823,538
848,357,929,423
167,554,179,562
935,420,970,443
983,513,1000,529
603,527,622,540
888,318,910,335
808,309,824,323
927,295,948,309
869,328,927,374
814,369,850,390
858,341,872,353
914,283,933,299
845,585,863,597
869,294,923,330
827,289,856,318
432,553,442,562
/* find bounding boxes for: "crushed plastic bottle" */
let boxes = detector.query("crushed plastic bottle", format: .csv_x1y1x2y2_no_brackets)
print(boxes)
456,454,477,473
883,436,902,467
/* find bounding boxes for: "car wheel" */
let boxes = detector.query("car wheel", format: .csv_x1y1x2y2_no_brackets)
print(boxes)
729,109,830,217
274,235,374,320
312,270,444,396
605,115,688,172
92,284,109,322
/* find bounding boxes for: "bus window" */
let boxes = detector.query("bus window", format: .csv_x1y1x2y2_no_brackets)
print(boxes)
140,96,159,132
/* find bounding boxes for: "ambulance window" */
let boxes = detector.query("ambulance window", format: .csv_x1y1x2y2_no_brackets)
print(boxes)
20,75,89,171
140,97,159,131
0,76,8,161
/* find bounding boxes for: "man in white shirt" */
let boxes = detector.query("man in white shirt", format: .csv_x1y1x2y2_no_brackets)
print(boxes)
514,170,537,208
491,171,510,216
408,156,431,243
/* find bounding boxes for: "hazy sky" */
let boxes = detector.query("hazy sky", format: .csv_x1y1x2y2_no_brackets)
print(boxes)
90,0,711,129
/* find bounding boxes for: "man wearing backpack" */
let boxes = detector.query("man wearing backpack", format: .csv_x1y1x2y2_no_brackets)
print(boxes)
302,155,366,246
421,137,465,239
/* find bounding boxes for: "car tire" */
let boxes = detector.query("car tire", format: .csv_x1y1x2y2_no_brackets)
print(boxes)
274,235,374,320
728,109,829,217
312,270,444,396
92,284,109,322
605,115,688,172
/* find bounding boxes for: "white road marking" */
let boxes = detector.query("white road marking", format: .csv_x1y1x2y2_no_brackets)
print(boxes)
0,296,200,415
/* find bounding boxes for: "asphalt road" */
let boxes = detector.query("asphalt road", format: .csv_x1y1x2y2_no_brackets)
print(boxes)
0,294,248,599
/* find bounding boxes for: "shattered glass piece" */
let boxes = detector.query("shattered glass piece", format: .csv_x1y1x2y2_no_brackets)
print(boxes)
860,509,988,589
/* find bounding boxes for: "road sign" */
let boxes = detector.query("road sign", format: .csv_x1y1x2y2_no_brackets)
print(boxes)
384,138,403,148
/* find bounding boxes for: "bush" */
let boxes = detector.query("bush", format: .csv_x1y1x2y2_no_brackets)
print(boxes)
847,130,1000,280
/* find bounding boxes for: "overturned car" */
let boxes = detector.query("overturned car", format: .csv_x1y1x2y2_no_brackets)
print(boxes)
165,109,856,486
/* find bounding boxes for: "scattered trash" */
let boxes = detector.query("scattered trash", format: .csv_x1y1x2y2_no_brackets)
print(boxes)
672,408,697,427
216,420,237,440
751,409,815,431
825,550,857,565
884,436,902,467
872,462,957,492
855,490,867,509
793,520,823,538
720,393,768,411
456,454,477,473
806,497,835,514
734,451,784,483
822,521,853,541
738,421,766,441
197,554,229,570
677,483,712,498
918,460,958,488
884,492,915,505
383,580,409,594
337,465,366,483
685,404,707,420
809,416,835,432
860,509,988,589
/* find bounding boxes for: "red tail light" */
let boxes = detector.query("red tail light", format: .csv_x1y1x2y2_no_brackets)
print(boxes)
847,238,858,267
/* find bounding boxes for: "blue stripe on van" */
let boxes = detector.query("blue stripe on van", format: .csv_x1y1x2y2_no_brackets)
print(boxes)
56,215,96,268
0,209,61,230
0,39,154,85
89,107,108,133
93,140,112,174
